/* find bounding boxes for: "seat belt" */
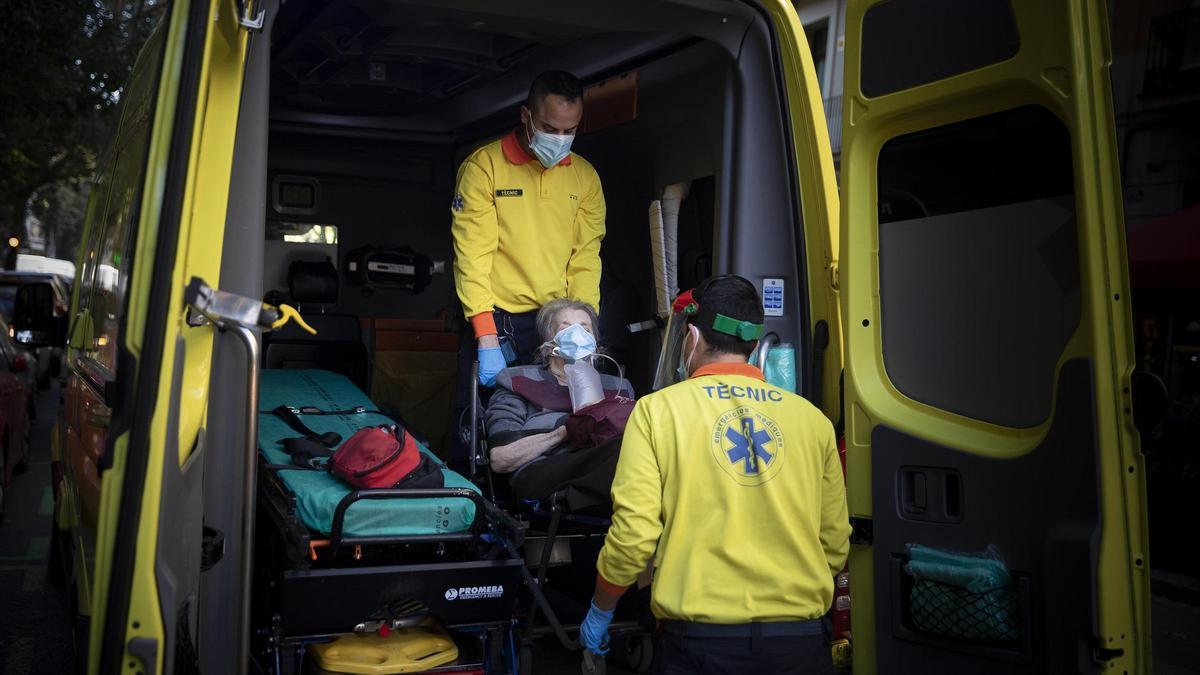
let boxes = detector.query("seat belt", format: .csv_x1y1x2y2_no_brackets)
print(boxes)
262,437,336,472
264,405,374,447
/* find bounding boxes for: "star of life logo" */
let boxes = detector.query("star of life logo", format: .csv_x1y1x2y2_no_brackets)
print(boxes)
445,585,504,601
710,407,785,486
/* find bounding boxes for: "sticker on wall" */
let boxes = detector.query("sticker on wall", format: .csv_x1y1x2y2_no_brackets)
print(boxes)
762,278,784,317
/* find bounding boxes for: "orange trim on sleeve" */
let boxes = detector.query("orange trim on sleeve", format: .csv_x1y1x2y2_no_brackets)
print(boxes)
470,312,497,338
596,574,630,597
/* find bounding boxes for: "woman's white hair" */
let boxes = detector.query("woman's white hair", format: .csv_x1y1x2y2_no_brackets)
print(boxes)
534,298,600,364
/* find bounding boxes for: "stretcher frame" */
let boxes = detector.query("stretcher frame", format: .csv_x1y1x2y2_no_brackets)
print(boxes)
252,398,529,674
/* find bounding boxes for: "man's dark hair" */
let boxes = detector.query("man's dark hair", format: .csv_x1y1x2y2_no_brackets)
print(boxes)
689,275,764,358
528,70,583,112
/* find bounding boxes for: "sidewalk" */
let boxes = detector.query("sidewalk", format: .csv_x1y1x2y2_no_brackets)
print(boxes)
0,382,73,675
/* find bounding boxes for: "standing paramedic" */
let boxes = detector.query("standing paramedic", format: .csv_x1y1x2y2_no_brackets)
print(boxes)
451,69,606,400
581,275,851,674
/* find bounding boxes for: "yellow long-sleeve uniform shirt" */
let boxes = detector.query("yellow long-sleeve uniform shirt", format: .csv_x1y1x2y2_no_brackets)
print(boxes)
597,361,851,623
451,130,605,334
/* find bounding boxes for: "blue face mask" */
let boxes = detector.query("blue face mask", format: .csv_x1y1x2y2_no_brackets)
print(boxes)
526,121,574,168
551,323,597,362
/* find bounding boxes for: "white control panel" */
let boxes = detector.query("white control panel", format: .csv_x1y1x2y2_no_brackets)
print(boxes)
762,278,784,316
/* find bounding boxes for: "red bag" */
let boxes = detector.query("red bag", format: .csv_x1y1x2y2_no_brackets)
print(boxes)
331,425,422,489
564,397,636,449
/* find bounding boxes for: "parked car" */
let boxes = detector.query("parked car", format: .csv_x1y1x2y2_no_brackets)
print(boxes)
0,271,69,388
0,316,34,518
15,253,76,281
3,321,39,405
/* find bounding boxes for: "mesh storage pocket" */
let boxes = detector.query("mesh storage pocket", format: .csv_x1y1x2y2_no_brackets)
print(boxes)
909,577,1020,643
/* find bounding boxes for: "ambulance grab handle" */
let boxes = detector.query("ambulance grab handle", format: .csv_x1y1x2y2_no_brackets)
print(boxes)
183,276,263,670
754,332,778,373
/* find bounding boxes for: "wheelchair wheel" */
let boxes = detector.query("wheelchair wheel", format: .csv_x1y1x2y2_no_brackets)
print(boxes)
620,635,653,673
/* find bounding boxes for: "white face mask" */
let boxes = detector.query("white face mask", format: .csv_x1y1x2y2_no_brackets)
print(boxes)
548,323,596,362
525,116,575,168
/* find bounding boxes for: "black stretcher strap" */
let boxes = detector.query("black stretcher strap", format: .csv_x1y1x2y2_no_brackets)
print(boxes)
264,405,355,447
257,435,338,473
262,405,381,416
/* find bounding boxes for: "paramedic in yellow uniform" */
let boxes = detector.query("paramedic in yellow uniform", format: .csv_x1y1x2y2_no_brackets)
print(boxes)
581,275,851,675
451,70,606,392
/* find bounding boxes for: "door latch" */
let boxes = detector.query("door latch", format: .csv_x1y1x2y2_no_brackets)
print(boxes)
184,277,279,330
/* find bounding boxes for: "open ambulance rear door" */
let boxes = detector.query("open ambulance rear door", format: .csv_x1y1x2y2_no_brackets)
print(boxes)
84,0,254,673
839,1,1150,673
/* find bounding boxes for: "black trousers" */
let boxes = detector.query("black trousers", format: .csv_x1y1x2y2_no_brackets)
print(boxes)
652,621,834,675
449,308,540,460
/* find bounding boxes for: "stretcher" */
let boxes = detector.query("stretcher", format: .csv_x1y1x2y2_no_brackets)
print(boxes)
258,368,478,539
252,368,526,674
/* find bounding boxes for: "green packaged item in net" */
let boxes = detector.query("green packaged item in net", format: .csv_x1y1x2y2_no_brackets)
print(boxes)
904,544,1020,643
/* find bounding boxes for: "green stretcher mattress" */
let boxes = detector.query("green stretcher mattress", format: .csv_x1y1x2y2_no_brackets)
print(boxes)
258,369,479,538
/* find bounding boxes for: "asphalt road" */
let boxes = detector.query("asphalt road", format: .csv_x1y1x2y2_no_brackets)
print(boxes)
1,381,1196,674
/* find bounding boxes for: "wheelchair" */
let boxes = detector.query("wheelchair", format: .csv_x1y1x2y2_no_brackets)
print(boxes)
463,363,655,675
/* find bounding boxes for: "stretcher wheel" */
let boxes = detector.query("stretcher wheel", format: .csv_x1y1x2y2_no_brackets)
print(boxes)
620,635,653,673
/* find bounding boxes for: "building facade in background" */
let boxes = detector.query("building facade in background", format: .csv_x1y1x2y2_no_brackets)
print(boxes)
1110,0,1200,231
794,0,848,161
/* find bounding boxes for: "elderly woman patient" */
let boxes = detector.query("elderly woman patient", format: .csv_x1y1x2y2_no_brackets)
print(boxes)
485,298,633,475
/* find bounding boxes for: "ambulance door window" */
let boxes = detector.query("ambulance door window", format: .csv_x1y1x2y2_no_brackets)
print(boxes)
82,14,169,379
70,161,113,358
876,105,1078,428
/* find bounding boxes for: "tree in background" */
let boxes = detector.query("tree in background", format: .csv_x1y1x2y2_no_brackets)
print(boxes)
1,0,163,269
32,181,92,260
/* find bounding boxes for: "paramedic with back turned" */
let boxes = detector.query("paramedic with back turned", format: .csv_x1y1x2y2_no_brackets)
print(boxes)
451,70,606,392
580,275,851,674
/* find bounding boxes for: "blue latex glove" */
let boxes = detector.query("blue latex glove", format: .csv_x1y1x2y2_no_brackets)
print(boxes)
477,346,506,387
579,601,614,656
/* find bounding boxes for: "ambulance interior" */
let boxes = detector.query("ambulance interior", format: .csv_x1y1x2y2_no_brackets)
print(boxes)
248,0,813,452
201,1,820,670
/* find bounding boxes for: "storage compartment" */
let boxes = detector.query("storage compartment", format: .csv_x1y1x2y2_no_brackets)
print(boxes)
270,558,524,638
908,575,1019,642
889,556,1034,665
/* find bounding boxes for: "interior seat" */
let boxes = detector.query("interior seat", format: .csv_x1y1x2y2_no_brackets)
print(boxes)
263,259,370,390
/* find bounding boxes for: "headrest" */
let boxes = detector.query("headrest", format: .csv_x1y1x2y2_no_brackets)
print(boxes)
288,258,338,303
